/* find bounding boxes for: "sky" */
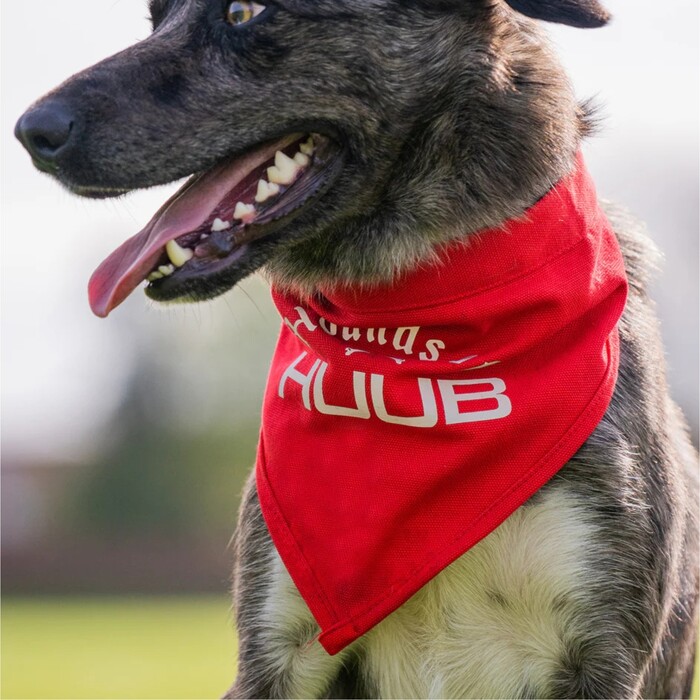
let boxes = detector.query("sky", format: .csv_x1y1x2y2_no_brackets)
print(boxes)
2,0,698,462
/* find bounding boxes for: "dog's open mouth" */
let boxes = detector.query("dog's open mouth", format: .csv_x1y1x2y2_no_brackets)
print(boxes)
87,133,343,317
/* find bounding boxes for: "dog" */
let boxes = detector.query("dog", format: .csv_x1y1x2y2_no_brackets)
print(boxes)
15,0,698,697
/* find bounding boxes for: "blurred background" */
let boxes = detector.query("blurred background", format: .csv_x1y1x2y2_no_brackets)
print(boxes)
1,1,698,698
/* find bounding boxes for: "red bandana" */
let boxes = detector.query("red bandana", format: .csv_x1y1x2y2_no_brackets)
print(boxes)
255,154,628,654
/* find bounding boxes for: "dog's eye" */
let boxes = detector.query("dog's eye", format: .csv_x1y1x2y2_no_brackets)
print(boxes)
226,1,266,26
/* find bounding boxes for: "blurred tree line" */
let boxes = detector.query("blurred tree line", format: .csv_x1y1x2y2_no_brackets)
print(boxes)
3,280,280,593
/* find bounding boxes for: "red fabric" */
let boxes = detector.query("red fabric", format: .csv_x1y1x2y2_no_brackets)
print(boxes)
256,153,628,654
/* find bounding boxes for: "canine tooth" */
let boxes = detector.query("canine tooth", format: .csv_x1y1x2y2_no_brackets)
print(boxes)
211,217,231,232
166,240,194,267
268,151,299,185
299,137,315,156
159,264,175,276
255,179,280,203
147,271,164,281
293,152,310,167
233,202,256,222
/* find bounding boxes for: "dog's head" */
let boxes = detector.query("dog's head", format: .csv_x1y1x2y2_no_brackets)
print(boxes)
15,0,609,317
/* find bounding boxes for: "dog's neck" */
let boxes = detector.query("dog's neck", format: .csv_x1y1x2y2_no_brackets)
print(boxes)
265,14,588,296
424,16,587,230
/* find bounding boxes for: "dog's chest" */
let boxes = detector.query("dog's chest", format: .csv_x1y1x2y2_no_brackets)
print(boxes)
264,486,598,698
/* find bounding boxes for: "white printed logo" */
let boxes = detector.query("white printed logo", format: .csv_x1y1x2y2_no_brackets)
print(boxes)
278,352,512,427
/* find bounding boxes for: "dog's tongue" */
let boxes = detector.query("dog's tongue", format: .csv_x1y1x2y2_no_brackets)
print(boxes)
87,173,206,318
88,137,294,318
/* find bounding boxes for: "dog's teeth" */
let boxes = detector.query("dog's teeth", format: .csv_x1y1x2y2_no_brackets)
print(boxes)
200,233,209,240
147,271,164,281
275,150,296,169
268,151,299,185
255,179,280,203
233,202,256,222
159,264,175,276
299,137,315,156
267,165,298,186
266,166,283,185
255,180,267,202
165,240,194,267
293,152,310,167
211,217,231,232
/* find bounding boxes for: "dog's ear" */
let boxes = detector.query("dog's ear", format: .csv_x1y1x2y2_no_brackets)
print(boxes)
503,0,611,28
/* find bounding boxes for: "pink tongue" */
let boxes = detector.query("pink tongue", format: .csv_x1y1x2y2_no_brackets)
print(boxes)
88,136,296,317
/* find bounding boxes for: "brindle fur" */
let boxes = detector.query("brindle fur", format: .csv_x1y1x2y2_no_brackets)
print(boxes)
15,0,698,697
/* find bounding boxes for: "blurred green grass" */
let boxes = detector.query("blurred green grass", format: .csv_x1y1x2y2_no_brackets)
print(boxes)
1,597,237,700
2,596,697,699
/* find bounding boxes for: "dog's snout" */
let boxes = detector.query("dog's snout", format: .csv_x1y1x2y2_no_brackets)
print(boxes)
15,102,75,168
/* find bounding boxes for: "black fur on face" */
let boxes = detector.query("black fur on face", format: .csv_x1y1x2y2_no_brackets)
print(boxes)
16,0,608,301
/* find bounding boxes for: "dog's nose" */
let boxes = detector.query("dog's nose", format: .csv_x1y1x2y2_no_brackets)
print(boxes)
15,102,74,168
